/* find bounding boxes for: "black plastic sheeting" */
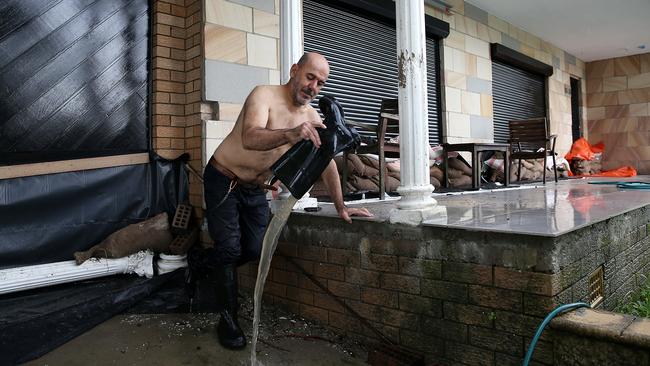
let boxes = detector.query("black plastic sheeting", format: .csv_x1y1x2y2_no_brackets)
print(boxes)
0,153,188,269
0,153,191,364
0,272,181,365
0,0,150,165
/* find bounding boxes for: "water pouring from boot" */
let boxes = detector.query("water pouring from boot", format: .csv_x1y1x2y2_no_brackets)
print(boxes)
250,95,360,365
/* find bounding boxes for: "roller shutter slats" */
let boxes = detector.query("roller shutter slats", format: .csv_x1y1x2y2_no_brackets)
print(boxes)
492,60,546,143
303,0,441,144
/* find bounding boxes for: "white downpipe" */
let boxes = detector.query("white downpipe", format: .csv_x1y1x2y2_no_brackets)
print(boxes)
395,0,436,210
280,0,304,83
156,253,188,275
0,250,155,295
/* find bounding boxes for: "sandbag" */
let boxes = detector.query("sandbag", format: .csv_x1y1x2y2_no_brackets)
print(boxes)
447,167,465,179
430,176,441,188
358,154,380,170
430,166,444,182
387,170,401,180
384,175,400,192
386,161,400,173
448,157,472,176
449,175,471,188
74,212,173,264
350,176,379,192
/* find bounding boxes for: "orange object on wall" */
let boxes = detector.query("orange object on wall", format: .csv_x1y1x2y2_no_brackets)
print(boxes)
587,166,637,177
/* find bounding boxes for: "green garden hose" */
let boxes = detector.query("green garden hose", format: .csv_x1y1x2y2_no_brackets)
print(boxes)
522,302,590,366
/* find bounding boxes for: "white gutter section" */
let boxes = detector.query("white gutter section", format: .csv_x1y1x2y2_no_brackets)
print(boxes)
280,0,304,83
0,250,155,295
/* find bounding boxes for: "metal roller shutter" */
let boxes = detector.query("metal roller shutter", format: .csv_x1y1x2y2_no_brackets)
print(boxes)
303,0,442,145
492,60,546,143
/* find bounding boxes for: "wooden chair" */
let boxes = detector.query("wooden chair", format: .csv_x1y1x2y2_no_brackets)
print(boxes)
508,117,558,184
343,98,400,199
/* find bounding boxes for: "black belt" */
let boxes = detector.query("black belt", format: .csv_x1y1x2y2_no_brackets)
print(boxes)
209,156,276,191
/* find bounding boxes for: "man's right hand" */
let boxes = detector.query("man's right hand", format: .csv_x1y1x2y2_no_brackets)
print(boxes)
287,121,326,147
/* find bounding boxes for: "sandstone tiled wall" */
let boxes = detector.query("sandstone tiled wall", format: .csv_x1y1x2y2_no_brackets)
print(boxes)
202,0,280,167
586,53,650,173
428,0,586,155
152,0,204,215
200,0,585,159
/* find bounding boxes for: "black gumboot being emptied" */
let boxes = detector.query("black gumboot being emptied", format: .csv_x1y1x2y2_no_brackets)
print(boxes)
271,95,361,199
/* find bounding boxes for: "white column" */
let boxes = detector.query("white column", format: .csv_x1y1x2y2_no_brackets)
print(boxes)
0,251,155,295
279,1,316,209
390,0,439,225
280,0,304,83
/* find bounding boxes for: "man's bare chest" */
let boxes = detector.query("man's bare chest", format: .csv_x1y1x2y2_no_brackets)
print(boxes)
266,108,315,129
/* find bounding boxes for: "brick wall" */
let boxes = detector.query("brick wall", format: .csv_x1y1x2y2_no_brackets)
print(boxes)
586,53,650,173
151,0,204,217
240,208,650,365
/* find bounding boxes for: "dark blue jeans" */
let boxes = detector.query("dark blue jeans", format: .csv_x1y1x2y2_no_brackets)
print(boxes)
203,162,269,265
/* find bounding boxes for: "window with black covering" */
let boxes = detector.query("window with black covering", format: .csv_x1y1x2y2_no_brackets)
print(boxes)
491,44,552,143
0,0,150,165
303,0,445,145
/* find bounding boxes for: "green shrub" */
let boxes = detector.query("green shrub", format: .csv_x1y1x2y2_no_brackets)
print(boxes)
617,283,650,318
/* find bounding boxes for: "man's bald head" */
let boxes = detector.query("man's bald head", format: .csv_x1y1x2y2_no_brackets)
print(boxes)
297,52,329,72
288,52,330,106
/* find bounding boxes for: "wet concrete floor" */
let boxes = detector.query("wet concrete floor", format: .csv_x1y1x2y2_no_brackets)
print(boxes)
24,311,367,366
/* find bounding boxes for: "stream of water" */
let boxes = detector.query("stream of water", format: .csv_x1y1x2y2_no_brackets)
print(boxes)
250,196,298,366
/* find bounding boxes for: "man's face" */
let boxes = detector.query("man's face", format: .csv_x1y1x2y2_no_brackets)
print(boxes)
289,59,329,106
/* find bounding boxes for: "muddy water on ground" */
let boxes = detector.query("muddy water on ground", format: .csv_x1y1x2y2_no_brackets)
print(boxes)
250,196,298,366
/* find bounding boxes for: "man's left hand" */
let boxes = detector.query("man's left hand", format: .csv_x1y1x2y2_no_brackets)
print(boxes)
338,206,373,224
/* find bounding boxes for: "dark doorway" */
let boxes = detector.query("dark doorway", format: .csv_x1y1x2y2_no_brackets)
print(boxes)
570,77,582,141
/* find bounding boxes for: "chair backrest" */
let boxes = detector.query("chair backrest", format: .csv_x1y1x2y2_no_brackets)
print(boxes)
379,98,399,142
508,117,548,151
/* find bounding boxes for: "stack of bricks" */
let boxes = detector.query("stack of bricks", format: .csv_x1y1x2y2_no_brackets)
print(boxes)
151,0,204,218
238,208,650,365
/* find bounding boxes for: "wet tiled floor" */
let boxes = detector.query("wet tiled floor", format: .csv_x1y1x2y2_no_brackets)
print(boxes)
306,176,650,237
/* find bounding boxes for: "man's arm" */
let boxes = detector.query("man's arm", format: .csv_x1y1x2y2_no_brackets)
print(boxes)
240,86,325,151
321,160,373,223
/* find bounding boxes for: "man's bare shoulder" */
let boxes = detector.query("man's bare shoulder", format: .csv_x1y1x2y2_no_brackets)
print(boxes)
248,85,284,102
307,104,320,119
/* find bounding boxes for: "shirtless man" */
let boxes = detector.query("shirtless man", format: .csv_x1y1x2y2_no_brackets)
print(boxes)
203,52,372,349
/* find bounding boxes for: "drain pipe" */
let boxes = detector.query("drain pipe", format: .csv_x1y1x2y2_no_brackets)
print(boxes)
0,250,155,295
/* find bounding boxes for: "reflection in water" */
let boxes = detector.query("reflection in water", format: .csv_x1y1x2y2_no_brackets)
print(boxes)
423,181,648,236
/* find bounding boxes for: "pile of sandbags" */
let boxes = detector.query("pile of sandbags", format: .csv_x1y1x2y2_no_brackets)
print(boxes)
509,159,554,182
565,137,604,176
309,154,474,197
570,155,602,175
484,152,569,183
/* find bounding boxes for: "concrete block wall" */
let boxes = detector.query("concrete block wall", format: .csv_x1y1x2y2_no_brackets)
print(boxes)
551,309,650,365
151,0,204,215
202,0,280,168
426,0,586,155
239,207,650,365
586,53,650,173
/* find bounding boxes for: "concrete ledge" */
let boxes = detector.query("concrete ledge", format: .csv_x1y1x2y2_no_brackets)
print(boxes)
551,308,650,348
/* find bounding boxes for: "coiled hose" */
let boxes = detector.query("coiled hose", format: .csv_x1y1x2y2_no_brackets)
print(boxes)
522,302,591,366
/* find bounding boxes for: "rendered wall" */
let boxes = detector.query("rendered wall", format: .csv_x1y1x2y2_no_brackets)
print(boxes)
586,53,650,174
